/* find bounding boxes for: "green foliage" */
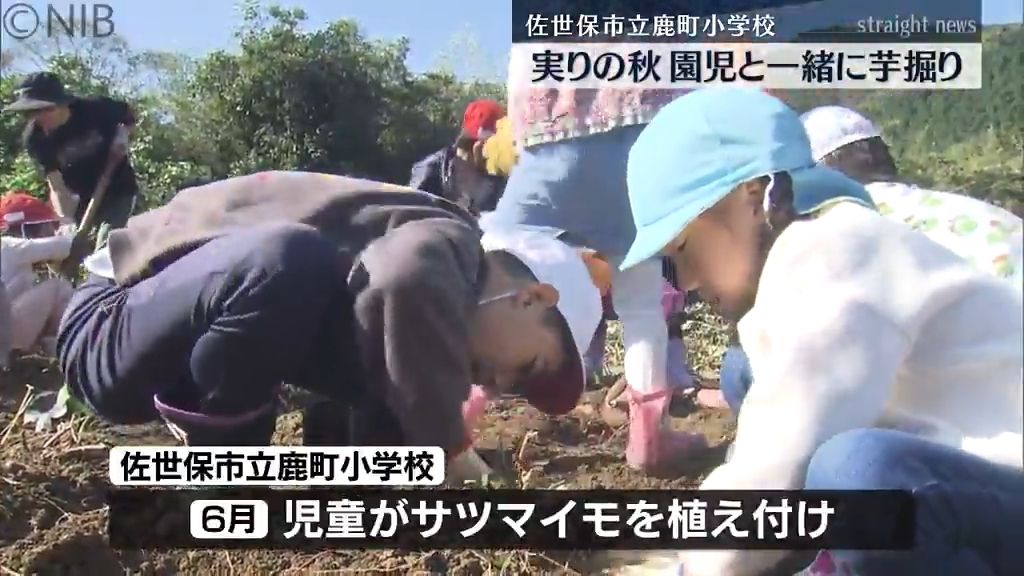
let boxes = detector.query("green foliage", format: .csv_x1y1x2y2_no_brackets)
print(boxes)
0,2,503,206
0,154,47,198
776,25,1024,215
172,5,503,183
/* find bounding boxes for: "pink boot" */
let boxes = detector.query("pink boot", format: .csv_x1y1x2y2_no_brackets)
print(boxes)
625,387,707,471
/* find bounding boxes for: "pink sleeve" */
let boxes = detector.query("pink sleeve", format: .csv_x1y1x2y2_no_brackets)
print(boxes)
461,385,490,435
661,278,684,319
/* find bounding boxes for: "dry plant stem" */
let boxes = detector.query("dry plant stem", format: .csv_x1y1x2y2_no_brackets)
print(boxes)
514,431,538,487
470,550,494,571
283,551,333,573
535,552,583,575
515,431,536,464
498,551,515,575
76,415,91,442
43,421,72,448
0,386,34,447
69,416,83,444
59,444,107,457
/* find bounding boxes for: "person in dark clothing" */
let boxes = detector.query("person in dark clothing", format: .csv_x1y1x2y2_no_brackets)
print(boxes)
409,99,508,216
56,172,603,470
4,72,139,251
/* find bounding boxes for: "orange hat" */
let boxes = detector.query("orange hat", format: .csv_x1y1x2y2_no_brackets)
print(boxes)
0,192,59,231
462,99,505,140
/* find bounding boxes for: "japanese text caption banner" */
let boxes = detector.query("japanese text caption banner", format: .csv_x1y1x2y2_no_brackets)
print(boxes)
512,0,982,44
513,43,983,89
108,488,915,550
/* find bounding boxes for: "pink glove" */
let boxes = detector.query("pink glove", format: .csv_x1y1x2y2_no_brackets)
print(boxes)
461,385,490,436
661,279,685,319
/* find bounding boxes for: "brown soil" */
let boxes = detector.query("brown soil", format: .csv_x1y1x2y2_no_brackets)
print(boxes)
0,351,814,575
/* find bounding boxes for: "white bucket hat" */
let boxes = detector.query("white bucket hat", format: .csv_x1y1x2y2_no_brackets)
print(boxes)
800,105,882,162
479,227,603,414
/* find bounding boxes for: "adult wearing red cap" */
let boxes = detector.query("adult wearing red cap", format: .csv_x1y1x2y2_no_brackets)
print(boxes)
0,192,74,362
409,99,509,215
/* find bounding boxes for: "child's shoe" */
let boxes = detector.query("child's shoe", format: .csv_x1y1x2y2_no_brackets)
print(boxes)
153,390,278,446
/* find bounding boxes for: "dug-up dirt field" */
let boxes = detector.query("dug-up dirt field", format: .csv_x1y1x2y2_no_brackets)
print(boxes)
2,316,805,576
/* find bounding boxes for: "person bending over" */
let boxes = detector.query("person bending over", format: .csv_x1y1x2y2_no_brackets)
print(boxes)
621,87,1022,576
56,173,603,481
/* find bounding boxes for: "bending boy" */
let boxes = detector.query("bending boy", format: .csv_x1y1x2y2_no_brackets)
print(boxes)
483,58,706,473
56,172,602,462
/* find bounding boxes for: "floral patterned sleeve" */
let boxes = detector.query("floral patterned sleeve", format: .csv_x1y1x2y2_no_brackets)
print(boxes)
868,182,1023,284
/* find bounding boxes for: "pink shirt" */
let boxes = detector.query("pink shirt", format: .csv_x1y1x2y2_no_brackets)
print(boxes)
507,44,764,148
509,85,682,148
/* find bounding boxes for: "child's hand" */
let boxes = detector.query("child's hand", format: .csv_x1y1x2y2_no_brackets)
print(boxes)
579,250,613,296
461,385,490,435
445,447,494,487
58,232,93,279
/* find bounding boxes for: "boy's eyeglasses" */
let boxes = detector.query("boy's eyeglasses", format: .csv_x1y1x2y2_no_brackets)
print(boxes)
477,289,518,306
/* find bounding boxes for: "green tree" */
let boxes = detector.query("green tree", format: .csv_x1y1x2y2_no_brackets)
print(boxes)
775,25,1024,214
174,4,503,184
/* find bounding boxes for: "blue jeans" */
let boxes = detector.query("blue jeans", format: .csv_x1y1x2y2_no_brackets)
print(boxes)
57,224,364,425
807,429,1024,575
720,347,1024,575
486,125,645,265
719,345,753,415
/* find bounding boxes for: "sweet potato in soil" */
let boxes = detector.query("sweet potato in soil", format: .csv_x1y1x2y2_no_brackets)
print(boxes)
1,354,807,575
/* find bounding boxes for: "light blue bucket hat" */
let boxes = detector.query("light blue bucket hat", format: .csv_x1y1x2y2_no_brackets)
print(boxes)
621,87,875,270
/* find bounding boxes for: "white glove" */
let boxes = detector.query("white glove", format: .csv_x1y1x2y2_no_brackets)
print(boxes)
444,448,494,487
109,125,130,160
615,552,685,575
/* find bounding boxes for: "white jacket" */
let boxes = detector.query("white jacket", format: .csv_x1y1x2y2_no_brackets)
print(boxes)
1,235,72,300
682,202,1024,576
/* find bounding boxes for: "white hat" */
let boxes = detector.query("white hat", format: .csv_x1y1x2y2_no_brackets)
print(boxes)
479,226,603,414
800,105,882,162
